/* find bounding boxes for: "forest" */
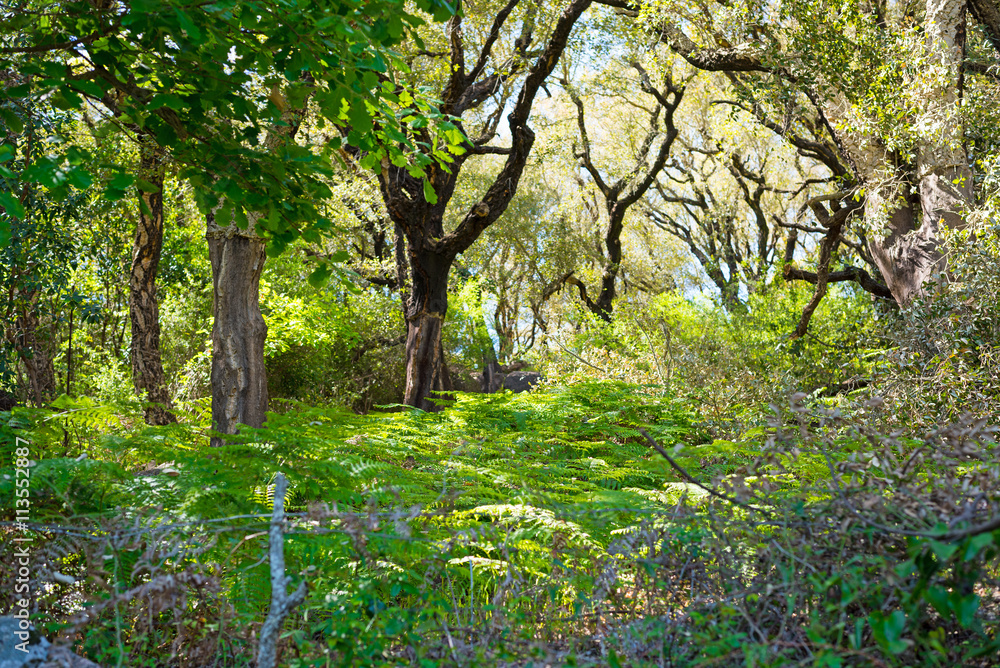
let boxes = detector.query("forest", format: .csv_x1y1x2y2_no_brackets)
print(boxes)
2,0,1000,665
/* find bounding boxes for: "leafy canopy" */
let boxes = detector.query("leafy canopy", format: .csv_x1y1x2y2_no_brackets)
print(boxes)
0,0,458,253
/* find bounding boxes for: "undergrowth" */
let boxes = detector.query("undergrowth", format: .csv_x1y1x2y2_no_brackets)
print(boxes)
2,382,999,667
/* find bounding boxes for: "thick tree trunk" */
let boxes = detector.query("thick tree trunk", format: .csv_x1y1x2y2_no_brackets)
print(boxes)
207,221,269,445
130,140,175,425
866,0,973,304
402,247,454,411
203,89,308,443
918,0,974,226
865,185,939,304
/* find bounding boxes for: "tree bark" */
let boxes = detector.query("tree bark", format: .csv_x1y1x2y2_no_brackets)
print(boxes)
969,0,1000,55
205,88,309,443
401,247,454,410
207,221,269,446
866,0,973,304
130,139,175,425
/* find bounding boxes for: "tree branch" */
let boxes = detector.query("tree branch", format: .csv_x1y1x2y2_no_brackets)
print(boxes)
466,0,523,85
784,264,894,301
257,473,307,668
969,0,1000,57
444,0,594,257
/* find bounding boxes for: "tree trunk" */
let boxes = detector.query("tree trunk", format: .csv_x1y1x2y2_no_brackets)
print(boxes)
918,0,973,229
207,221,269,446
369,0,590,409
865,0,973,304
203,89,309,444
593,208,624,321
130,140,175,425
14,296,54,407
402,247,453,411
865,185,936,304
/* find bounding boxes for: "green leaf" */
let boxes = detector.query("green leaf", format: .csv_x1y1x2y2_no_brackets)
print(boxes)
0,216,10,247
148,94,188,111
953,593,979,628
0,191,26,220
929,540,958,561
869,610,908,654
347,100,373,134
176,8,203,40
0,108,24,135
308,263,333,288
963,533,994,561
105,172,136,201
422,178,437,204
135,179,161,194
109,172,136,190
925,585,950,618
66,167,93,190
70,79,106,99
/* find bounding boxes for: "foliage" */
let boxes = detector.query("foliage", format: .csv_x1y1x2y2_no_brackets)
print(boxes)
4,381,1000,666
2,1,1000,666
537,283,879,437
874,223,1000,427
0,0,460,258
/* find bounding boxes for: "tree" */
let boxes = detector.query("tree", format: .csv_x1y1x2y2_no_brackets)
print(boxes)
129,136,173,423
558,59,685,320
360,0,593,410
641,85,808,312
2,0,459,435
0,72,81,405
205,92,310,445
601,0,1000,308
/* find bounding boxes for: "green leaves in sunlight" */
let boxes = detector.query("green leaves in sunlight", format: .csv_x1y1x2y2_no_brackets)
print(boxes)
0,0,460,252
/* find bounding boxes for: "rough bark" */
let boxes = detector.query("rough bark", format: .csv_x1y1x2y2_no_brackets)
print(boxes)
865,0,973,304
130,139,175,425
206,90,309,443
864,185,941,304
401,247,455,410
207,222,269,446
919,0,974,226
969,0,1000,55
784,264,894,300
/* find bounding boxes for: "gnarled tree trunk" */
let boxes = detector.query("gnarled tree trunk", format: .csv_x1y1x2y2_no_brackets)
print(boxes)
366,0,590,411
206,221,269,446
866,0,973,304
130,139,175,425
401,246,454,410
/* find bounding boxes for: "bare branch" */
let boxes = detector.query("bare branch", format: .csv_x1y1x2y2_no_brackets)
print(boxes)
784,264,894,301
257,473,308,668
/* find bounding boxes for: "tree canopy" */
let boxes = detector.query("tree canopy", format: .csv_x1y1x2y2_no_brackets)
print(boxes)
3,0,1000,666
